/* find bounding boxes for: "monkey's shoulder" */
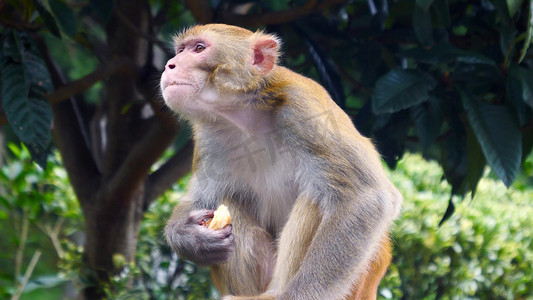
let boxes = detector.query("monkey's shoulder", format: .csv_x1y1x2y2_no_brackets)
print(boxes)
270,66,332,105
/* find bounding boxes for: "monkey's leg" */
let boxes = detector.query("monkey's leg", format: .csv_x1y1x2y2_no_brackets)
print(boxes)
211,204,275,296
345,234,392,300
265,197,321,294
267,194,390,300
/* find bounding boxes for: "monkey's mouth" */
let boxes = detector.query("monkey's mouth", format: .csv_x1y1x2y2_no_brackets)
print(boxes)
163,81,195,90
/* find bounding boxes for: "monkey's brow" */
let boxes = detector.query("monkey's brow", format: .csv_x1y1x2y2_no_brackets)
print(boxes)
175,37,208,47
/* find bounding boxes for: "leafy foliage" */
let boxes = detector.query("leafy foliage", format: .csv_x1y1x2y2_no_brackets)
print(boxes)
1,30,53,168
372,69,436,114
1,146,532,299
0,145,213,300
380,154,533,299
266,0,533,214
0,0,531,219
0,144,80,299
1,0,533,298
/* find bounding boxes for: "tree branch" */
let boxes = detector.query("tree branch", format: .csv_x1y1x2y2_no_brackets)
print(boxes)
47,57,134,105
12,250,42,300
114,7,173,57
144,141,194,207
104,119,180,204
218,0,348,27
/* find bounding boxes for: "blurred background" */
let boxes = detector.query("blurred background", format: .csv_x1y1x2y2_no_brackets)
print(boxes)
0,0,532,299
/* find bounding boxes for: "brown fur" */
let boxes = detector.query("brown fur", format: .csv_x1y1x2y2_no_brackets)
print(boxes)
346,236,393,300
162,24,403,300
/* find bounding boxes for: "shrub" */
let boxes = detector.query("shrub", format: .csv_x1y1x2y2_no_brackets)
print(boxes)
380,154,533,299
2,145,531,299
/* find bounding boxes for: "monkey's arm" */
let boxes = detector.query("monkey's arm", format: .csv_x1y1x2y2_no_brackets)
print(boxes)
164,197,234,266
270,189,398,300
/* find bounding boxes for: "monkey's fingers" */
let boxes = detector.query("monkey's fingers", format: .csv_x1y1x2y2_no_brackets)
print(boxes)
188,209,215,225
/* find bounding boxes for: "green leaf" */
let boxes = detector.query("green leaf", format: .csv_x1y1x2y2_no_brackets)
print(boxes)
432,0,450,27
416,0,434,11
413,4,434,47
400,42,497,66
24,275,66,293
465,126,486,198
492,0,513,27
358,41,383,86
1,31,53,169
49,0,77,38
509,65,533,108
372,69,437,114
90,0,114,25
506,69,528,126
32,0,61,38
443,117,467,196
461,91,522,187
518,0,533,63
507,0,524,16
410,96,443,151
438,196,455,226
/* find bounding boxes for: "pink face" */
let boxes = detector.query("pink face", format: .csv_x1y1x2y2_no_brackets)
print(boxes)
160,38,212,115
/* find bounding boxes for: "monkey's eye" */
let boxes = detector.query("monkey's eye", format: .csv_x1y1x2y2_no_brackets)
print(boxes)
177,48,184,54
195,44,206,53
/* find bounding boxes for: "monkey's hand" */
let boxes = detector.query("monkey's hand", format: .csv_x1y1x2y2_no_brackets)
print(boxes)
166,209,234,265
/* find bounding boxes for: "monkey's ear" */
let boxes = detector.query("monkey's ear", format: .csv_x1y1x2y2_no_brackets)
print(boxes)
251,34,280,75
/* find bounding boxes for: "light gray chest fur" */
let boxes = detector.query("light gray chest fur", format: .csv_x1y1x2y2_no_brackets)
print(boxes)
204,128,300,234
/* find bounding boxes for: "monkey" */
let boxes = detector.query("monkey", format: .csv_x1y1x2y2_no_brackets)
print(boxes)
161,24,402,300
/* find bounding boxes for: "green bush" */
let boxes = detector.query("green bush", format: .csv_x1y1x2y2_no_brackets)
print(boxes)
380,154,533,299
2,145,532,299
0,143,80,299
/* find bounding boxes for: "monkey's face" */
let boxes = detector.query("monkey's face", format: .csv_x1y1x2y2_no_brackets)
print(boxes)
160,38,213,117
161,24,280,120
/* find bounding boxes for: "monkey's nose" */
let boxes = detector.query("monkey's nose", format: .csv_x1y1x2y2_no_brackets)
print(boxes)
167,64,176,69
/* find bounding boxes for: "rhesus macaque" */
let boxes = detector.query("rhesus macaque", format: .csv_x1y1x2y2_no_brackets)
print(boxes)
162,24,402,300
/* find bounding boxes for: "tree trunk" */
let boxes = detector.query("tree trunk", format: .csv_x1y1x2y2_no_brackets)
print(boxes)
81,187,145,299
49,1,193,298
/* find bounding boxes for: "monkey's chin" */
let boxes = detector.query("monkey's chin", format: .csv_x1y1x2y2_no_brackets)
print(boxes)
162,85,196,112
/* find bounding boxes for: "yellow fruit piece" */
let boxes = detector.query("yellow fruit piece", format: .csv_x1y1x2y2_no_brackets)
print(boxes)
207,204,232,230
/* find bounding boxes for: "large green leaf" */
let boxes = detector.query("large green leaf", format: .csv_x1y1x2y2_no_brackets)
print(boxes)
461,91,522,187
507,0,524,16
432,0,450,27
465,126,486,198
400,42,497,66
442,115,467,196
1,31,53,168
416,0,434,11
509,65,533,108
49,0,77,38
372,69,437,114
32,0,61,38
518,0,533,63
413,4,434,47
492,0,513,27
410,96,443,151
506,68,528,126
